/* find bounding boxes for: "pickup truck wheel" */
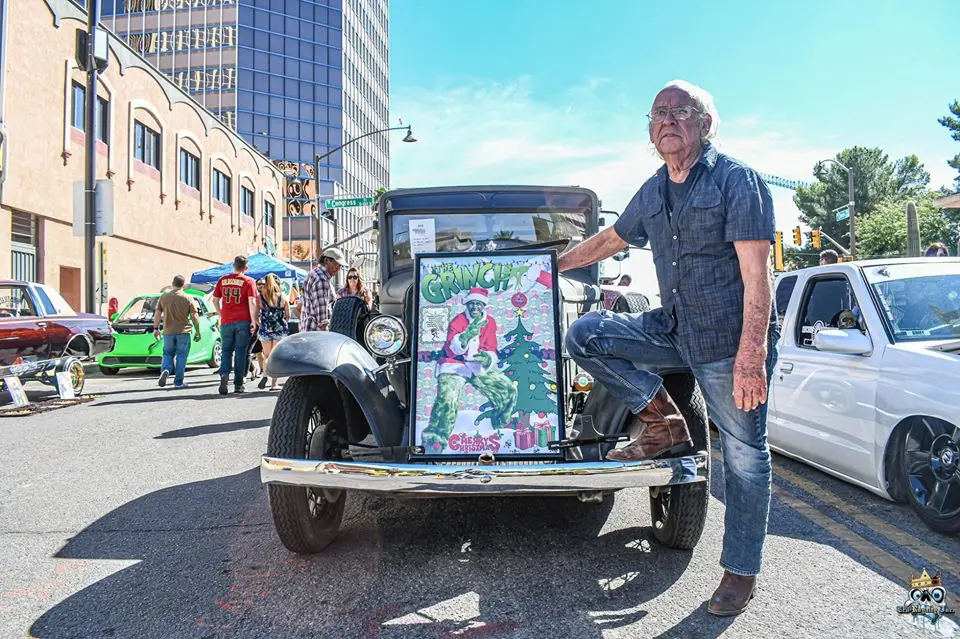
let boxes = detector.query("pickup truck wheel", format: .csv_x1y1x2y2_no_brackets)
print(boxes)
897,417,960,534
206,340,222,368
648,374,710,550
329,296,370,343
98,365,119,376
611,292,651,314
266,376,347,554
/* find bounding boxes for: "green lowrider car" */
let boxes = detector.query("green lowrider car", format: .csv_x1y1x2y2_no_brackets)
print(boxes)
97,289,221,375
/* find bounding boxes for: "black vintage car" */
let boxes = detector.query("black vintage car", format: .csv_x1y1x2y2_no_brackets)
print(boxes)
260,186,710,554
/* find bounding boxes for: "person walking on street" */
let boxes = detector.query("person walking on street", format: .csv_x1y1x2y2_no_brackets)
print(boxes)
558,80,779,617
212,255,259,394
152,275,201,389
337,267,373,310
300,248,345,332
257,273,290,390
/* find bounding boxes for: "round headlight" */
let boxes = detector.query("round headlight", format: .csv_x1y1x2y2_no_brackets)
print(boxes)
364,315,406,358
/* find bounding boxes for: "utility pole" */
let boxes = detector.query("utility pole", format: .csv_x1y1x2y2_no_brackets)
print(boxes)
83,0,100,314
847,169,857,259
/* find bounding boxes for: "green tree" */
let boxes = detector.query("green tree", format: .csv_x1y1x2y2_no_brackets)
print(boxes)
855,194,956,259
794,147,931,248
938,100,960,189
497,315,556,428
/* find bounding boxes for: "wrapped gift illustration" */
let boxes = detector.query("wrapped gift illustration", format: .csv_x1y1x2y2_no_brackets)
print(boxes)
514,426,536,450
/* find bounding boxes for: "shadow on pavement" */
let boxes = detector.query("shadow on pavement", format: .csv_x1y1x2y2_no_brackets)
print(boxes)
29,468,715,639
91,392,263,407
154,418,270,439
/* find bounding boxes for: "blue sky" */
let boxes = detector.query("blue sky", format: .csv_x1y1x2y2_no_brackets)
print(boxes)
387,0,958,246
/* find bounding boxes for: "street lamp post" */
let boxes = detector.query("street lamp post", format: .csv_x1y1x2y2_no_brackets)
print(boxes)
314,124,416,252
814,158,857,258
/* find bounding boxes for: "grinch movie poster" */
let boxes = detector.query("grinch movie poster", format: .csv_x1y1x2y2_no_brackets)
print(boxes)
411,251,564,458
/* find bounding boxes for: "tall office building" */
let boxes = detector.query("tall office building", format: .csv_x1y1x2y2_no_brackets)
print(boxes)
100,0,389,277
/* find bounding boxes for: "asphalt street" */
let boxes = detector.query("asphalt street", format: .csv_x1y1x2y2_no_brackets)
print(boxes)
2,368,960,639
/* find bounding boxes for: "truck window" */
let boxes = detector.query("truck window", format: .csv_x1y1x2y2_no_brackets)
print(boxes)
774,275,797,328
796,276,865,348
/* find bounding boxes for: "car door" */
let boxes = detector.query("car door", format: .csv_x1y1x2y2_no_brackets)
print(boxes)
32,284,78,358
773,272,882,487
188,296,214,362
0,283,51,367
767,273,799,444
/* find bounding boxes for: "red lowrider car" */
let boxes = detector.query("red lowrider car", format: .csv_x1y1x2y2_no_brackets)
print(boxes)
0,280,114,396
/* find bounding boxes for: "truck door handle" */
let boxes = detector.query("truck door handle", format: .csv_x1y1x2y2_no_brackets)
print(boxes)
780,363,793,373
36,321,47,327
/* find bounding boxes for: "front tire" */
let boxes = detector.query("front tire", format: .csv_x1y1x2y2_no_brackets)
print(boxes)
266,376,347,554
612,292,651,314
648,373,710,550
98,365,119,376
896,417,960,534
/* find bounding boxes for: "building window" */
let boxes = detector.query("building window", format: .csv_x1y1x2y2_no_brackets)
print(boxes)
179,149,200,190
212,168,231,205
134,120,160,169
264,200,275,229
71,82,109,143
240,186,254,218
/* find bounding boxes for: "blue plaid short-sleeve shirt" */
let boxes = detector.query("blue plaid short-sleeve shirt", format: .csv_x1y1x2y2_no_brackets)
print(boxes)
614,143,777,365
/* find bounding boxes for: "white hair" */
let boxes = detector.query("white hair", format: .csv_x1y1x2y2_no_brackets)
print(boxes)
654,79,720,141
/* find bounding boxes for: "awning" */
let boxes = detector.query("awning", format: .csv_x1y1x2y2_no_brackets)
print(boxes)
189,253,308,284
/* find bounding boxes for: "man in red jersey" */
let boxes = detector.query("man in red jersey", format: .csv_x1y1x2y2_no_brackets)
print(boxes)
212,255,259,394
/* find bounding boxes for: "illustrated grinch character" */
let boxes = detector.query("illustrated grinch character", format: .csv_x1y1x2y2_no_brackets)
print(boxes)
421,287,518,451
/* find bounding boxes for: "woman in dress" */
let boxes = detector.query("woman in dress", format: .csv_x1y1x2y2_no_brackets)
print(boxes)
257,273,290,390
337,267,373,310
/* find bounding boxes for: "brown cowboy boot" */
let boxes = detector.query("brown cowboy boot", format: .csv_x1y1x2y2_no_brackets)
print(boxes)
707,571,757,616
606,387,693,461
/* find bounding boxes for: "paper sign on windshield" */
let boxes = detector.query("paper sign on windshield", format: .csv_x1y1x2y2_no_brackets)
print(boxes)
409,218,436,256
410,251,565,459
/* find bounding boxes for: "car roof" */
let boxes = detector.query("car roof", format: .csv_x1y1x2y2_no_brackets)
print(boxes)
379,185,600,213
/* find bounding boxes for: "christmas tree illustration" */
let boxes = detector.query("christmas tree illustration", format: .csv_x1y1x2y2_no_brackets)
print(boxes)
489,312,557,429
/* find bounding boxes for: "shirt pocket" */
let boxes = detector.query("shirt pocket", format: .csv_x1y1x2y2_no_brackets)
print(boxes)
684,190,724,245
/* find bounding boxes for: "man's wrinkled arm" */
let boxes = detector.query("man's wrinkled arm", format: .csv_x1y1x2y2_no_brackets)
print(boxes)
733,240,772,409
557,227,627,272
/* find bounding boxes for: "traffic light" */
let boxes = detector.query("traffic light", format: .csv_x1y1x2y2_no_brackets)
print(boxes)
792,227,802,245
811,230,822,249
774,231,784,272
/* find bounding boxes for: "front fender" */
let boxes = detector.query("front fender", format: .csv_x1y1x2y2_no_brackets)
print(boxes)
266,331,406,448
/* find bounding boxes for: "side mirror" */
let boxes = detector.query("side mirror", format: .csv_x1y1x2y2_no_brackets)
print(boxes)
813,328,873,356
110,313,119,322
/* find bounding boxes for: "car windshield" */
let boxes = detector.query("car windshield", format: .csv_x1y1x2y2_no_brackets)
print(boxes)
864,262,960,341
390,211,588,269
117,297,158,323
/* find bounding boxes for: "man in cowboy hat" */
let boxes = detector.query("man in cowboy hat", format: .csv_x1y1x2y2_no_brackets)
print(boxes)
421,287,517,450
300,247,345,332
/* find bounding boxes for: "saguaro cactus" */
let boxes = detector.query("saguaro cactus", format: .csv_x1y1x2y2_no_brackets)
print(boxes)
906,201,920,257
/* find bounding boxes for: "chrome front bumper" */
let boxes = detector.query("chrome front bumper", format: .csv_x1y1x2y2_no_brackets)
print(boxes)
260,452,708,496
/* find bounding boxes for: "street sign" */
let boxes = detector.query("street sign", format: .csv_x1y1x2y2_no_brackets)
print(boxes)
323,197,374,209
835,206,850,222
73,180,115,236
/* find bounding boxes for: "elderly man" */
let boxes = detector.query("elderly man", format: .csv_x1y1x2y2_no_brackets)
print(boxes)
559,80,778,616
300,248,345,332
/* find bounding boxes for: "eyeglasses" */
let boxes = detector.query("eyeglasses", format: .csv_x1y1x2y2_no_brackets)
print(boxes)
647,105,701,123
347,275,359,280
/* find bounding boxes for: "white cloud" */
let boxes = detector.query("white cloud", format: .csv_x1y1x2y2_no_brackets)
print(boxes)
390,79,847,235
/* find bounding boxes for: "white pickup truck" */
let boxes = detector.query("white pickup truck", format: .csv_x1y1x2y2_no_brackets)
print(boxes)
769,257,960,534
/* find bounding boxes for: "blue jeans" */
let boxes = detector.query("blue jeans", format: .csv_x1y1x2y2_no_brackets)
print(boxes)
219,321,251,387
161,333,191,387
565,309,779,577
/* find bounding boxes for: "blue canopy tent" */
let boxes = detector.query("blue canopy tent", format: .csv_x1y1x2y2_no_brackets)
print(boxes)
189,253,308,287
